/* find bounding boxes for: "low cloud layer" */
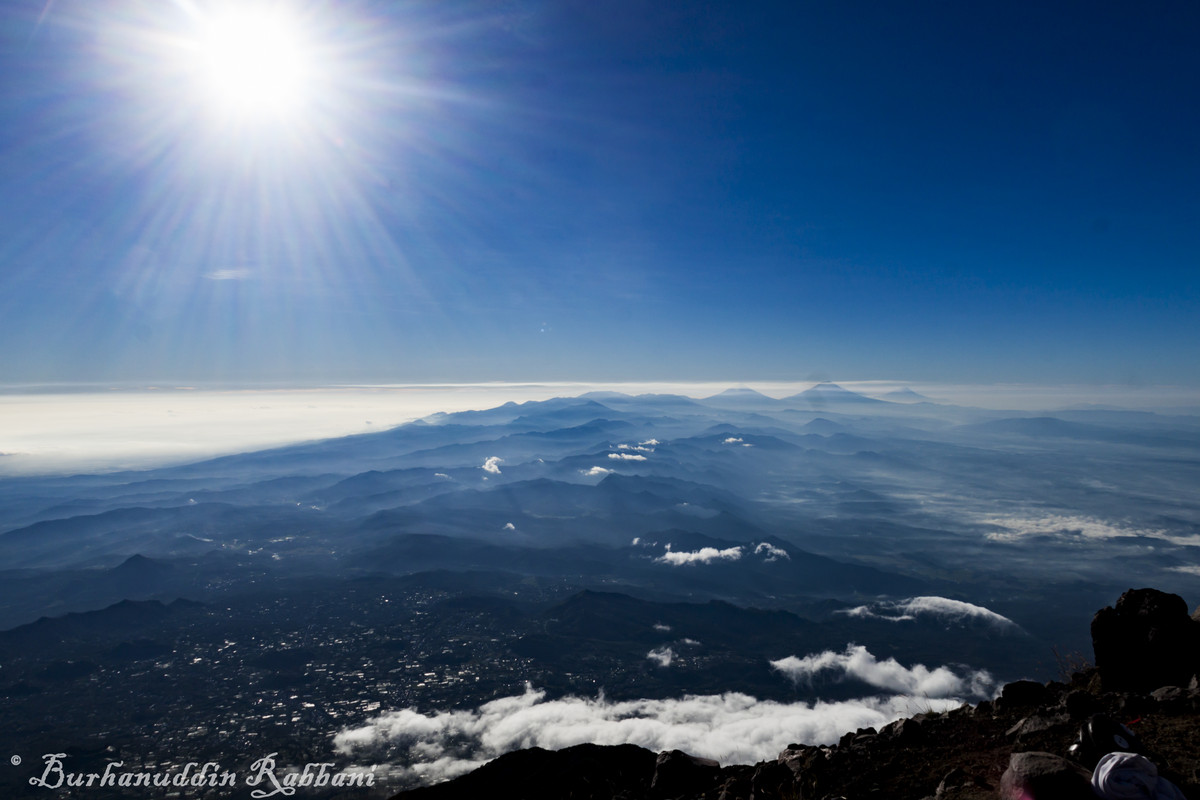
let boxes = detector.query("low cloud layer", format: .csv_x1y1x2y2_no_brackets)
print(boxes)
609,452,648,461
333,685,964,787
837,596,1022,633
581,466,612,477
481,456,503,474
979,513,1200,547
770,645,995,699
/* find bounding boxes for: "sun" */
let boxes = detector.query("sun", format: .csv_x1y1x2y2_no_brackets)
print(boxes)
190,6,313,121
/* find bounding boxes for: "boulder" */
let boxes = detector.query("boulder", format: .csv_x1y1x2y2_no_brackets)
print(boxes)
997,679,1050,709
1091,588,1200,692
1063,689,1099,719
749,759,794,799
390,743,657,800
651,749,722,797
999,751,1094,800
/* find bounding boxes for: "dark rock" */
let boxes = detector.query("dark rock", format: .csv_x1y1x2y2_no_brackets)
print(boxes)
1153,685,1185,700
749,760,794,800
1091,587,1200,692
946,703,972,719
935,767,967,797
1063,689,1098,719
1152,685,1189,711
999,751,1094,800
390,743,657,800
777,745,817,779
972,699,992,717
716,772,751,800
997,679,1050,709
881,716,924,743
851,733,877,748
651,749,722,797
1005,712,1071,746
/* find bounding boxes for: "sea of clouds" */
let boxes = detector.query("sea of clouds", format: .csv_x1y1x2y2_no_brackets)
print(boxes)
334,645,993,787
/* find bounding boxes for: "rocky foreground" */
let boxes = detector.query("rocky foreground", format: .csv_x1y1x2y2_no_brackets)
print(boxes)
390,588,1200,800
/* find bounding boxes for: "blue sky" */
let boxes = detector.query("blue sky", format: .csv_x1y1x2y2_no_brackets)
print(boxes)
1,0,1197,386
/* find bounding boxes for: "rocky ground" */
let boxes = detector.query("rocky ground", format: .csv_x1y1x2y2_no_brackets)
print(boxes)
390,588,1200,800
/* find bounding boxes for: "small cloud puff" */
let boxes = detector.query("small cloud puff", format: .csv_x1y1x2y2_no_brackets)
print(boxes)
647,647,674,667
481,457,503,474
723,437,743,444
754,542,790,562
609,453,647,461
503,522,516,531
581,466,612,477
653,623,671,632
617,444,655,453
770,645,995,699
657,546,743,566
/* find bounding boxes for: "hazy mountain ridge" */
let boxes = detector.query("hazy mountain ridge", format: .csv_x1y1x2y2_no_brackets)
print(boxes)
2,389,1198,625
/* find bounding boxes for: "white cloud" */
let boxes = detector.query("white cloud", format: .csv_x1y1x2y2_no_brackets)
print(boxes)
333,685,963,785
836,596,1022,633
608,453,647,461
1167,565,1200,576
640,439,660,446
647,647,674,667
770,645,995,699
723,437,743,444
481,456,503,474
502,522,516,531
653,623,671,632
434,473,450,479
754,542,790,562
656,546,743,566
581,466,612,477
617,443,655,453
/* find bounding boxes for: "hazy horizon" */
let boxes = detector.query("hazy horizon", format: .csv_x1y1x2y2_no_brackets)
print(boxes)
3,380,1200,476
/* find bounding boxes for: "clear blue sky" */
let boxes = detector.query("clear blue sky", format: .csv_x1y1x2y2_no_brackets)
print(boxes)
1,0,1197,386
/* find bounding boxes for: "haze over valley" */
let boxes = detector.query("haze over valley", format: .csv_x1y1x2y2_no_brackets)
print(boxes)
2,384,1197,796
